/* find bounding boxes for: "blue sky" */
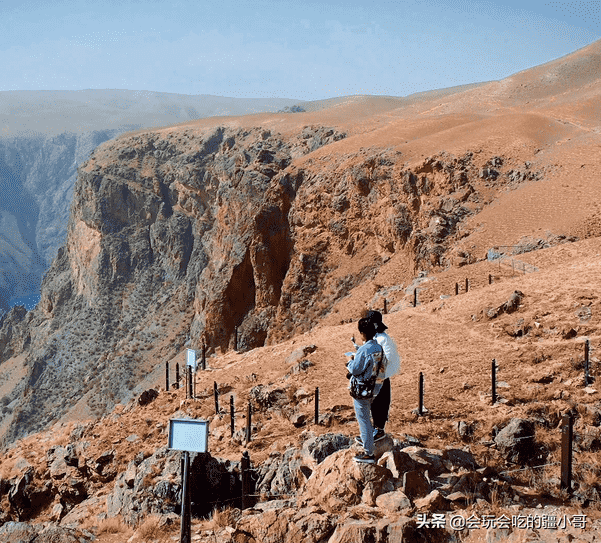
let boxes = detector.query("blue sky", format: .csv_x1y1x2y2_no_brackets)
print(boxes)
1,0,600,100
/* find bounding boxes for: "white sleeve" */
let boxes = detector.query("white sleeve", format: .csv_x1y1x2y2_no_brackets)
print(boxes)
379,333,401,378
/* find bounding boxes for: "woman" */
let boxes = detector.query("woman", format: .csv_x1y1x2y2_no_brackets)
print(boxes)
367,310,401,440
346,317,385,464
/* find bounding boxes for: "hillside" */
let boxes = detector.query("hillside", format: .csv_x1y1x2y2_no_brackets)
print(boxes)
0,38,601,542
0,90,308,316
2,237,601,541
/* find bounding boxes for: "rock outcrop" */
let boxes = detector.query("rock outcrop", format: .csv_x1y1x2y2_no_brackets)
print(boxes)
0,118,537,445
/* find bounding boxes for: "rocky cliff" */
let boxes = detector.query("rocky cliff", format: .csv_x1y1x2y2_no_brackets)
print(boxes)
0,129,131,316
0,90,309,317
0,114,542,445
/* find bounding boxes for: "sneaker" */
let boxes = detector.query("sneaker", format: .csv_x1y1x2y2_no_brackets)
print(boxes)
353,452,375,464
374,428,387,441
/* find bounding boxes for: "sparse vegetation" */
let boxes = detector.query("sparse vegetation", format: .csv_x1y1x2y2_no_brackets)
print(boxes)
96,516,132,535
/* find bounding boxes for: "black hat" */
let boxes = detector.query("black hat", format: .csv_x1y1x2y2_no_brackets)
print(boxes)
366,310,387,331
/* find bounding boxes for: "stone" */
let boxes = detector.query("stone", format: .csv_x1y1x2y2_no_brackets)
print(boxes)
302,433,352,465
494,418,537,464
413,489,449,511
402,470,430,499
138,389,159,406
400,446,446,475
300,449,393,513
376,490,412,512
442,448,478,472
291,413,309,428
255,448,311,498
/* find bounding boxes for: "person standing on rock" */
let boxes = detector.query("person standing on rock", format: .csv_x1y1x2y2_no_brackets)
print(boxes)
347,317,385,464
353,310,401,443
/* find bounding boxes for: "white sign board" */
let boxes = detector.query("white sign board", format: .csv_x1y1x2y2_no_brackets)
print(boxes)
168,418,209,453
186,348,197,371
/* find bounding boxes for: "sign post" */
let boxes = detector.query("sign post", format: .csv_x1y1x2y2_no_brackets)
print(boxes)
186,349,197,399
168,419,210,543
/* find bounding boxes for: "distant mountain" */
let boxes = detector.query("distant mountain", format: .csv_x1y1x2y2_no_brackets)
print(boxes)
0,90,309,315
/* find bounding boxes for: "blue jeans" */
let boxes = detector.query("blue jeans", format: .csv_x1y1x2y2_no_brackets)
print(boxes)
353,397,374,455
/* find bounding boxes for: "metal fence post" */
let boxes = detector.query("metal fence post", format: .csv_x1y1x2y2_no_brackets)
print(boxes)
418,372,424,416
585,339,590,386
214,382,219,414
166,361,169,391
175,363,180,390
241,451,251,510
561,414,573,492
179,451,191,543
314,387,319,425
230,395,235,437
246,401,252,444
492,359,497,405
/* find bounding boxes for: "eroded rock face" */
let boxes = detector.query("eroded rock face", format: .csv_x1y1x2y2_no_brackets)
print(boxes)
0,521,94,543
300,448,394,512
106,447,240,525
0,122,521,444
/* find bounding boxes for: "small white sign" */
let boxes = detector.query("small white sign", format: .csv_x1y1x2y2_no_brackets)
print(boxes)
186,349,197,371
168,419,209,453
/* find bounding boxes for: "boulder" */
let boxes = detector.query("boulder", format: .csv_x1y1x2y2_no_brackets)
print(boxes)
400,446,446,476
376,490,412,513
494,418,537,465
300,449,393,512
236,505,335,543
0,522,94,543
402,470,430,499
302,433,352,465
255,448,311,498
137,388,159,406
413,489,449,511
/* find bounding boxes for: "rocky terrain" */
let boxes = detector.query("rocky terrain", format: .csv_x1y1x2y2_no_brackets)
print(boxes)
0,90,307,316
0,39,601,542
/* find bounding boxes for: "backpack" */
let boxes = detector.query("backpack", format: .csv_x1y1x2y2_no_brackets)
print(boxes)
349,346,383,400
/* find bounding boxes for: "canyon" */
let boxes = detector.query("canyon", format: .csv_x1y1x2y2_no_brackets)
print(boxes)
0,39,600,542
